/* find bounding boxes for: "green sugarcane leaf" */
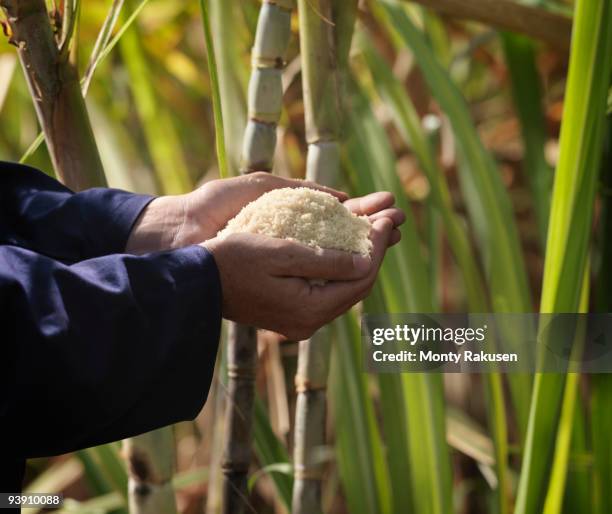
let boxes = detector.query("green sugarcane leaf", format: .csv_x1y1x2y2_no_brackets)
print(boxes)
374,0,532,316
208,0,248,175
247,463,293,494
356,27,513,514
501,32,553,248
357,33,487,312
253,398,293,510
345,80,453,514
119,0,192,194
331,312,393,514
515,1,612,513
19,0,152,164
591,375,612,514
82,0,126,95
199,0,229,179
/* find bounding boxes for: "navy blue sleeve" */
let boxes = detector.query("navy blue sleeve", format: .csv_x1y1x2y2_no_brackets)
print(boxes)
0,244,222,459
0,161,154,261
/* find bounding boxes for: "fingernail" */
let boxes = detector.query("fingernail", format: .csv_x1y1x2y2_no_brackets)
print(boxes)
353,254,372,275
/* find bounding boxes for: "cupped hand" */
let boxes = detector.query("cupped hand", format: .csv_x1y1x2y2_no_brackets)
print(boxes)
126,173,346,253
343,191,405,246
183,172,349,244
202,217,394,340
126,172,405,254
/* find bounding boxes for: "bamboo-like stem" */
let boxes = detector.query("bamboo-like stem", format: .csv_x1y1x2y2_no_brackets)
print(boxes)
222,323,258,514
404,0,572,50
124,428,178,514
239,0,293,173
222,2,294,512
292,2,356,513
1,3,180,510
0,0,106,190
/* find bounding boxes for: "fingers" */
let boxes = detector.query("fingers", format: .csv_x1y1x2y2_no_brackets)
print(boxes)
343,191,395,216
365,217,394,274
368,207,405,227
268,238,372,281
389,228,402,247
310,218,394,312
245,172,348,201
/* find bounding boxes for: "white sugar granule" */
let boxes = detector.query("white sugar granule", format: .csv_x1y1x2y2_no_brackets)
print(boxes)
218,187,372,256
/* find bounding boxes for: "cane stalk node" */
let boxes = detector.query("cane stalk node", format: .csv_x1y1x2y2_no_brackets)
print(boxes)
295,374,327,393
266,0,294,12
228,365,257,380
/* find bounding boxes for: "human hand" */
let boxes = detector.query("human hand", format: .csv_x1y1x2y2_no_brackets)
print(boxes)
126,173,346,254
126,172,405,254
202,217,394,340
343,191,405,246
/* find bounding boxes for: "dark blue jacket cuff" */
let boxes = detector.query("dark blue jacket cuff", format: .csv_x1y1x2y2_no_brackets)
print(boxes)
1,161,154,261
75,187,154,256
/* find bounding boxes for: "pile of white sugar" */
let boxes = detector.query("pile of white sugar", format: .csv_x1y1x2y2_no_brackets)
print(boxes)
218,187,372,256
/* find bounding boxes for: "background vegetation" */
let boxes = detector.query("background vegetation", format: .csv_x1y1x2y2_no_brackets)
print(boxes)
0,0,610,513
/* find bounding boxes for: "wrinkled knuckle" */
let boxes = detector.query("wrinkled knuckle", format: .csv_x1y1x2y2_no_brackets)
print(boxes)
245,171,269,187
251,171,269,180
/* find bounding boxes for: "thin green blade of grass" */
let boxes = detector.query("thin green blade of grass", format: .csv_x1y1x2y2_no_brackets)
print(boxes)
345,81,453,514
357,29,517,514
591,375,612,514
357,33,488,312
374,0,532,315
19,0,152,164
199,0,229,179
357,37,513,513
19,132,46,164
542,276,589,514
344,77,432,311
208,0,248,176
364,283,415,514
373,8,537,482
87,444,128,502
118,0,192,194
330,312,393,514
82,0,126,95
541,379,581,514
74,451,116,506
247,463,292,495
252,397,293,510
515,1,612,512
562,395,591,514
501,32,553,248
401,371,450,514
84,0,150,91
592,121,612,514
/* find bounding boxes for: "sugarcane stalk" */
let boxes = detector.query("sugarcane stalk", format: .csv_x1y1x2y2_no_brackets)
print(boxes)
239,0,293,173
292,2,356,513
0,0,106,189
124,428,178,514
221,2,294,512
